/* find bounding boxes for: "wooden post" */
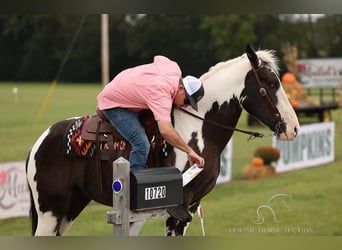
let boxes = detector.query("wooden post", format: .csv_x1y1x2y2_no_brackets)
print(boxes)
112,157,130,236
101,14,110,86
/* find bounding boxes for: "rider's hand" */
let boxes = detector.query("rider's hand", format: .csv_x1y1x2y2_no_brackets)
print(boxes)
187,150,205,168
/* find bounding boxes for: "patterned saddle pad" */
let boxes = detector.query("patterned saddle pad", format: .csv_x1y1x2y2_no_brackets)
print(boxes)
64,116,128,160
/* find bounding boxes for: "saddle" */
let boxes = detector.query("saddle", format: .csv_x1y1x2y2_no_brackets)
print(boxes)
80,110,123,163
79,109,170,195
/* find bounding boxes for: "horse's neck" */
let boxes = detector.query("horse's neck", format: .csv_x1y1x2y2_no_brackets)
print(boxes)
202,98,242,154
173,97,242,171
173,57,252,170
200,58,248,111
199,57,248,151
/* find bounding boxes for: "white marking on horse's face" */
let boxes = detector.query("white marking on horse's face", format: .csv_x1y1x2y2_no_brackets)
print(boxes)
276,82,300,141
27,127,61,236
254,51,299,140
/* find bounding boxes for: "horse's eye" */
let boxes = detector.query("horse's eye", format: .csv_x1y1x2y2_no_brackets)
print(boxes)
270,83,274,88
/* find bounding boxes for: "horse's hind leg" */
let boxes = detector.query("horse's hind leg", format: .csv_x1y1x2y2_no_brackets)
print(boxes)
58,217,74,236
31,195,70,236
27,134,62,235
33,195,90,236
58,194,91,236
32,211,60,236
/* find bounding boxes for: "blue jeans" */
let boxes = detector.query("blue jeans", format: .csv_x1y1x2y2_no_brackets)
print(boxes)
103,108,150,169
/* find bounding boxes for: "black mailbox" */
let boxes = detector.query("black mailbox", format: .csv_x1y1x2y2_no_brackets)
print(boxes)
130,167,183,210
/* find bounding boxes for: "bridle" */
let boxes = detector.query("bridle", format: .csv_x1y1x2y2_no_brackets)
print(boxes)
250,62,287,135
179,62,287,140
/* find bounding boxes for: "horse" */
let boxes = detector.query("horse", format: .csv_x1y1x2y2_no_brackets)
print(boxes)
26,44,299,236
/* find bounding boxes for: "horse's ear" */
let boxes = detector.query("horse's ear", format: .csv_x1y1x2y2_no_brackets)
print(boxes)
246,44,259,68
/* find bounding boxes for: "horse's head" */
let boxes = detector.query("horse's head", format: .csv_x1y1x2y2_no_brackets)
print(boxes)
240,44,299,141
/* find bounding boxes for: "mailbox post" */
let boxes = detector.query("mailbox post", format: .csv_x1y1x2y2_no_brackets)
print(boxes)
107,157,183,236
111,157,130,236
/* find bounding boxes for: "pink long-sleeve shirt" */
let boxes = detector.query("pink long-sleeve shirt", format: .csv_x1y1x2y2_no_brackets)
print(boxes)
97,55,182,121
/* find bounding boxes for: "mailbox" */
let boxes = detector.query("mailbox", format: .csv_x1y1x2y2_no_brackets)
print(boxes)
130,167,183,210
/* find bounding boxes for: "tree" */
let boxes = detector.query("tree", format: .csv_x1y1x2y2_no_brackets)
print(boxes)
0,14,341,82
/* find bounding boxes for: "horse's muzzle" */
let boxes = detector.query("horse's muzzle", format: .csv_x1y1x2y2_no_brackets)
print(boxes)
275,118,287,136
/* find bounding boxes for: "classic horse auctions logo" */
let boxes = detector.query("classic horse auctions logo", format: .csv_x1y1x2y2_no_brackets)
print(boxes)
228,193,314,234
253,193,293,224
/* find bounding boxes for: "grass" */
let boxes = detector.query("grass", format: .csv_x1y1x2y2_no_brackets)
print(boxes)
0,82,100,162
0,82,341,236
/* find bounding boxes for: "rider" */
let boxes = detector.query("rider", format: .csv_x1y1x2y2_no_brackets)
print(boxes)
96,55,205,170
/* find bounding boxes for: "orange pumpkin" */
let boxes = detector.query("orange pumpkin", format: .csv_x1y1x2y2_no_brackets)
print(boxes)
282,72,296,84
290,99,299,108
251,157,264,167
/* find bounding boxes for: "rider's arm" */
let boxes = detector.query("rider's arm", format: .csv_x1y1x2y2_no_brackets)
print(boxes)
157,120,205,167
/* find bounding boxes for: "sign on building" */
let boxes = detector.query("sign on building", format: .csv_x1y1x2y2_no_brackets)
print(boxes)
0,162,30,219
297,58,342,88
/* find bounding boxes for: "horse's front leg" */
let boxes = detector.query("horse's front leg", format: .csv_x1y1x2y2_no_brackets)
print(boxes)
165,216,190,236
165,202,199,236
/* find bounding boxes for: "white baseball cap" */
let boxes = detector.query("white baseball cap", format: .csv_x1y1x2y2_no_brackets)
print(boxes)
182,75,204,111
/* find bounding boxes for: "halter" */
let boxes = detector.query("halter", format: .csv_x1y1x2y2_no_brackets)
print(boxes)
249,62,287,136
178,62,287,140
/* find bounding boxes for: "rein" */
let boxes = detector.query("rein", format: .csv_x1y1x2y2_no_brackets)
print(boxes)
178,108,273,141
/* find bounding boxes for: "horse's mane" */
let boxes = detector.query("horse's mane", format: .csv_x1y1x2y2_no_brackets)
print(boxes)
200,49,279,81
256,50,279,73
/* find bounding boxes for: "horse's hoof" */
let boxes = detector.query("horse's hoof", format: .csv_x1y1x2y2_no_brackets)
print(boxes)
167,205,192,222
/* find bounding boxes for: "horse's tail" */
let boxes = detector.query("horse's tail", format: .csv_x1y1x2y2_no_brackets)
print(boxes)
25,149,38,236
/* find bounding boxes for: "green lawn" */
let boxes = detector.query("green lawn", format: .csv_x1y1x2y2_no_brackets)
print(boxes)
0,82,341,236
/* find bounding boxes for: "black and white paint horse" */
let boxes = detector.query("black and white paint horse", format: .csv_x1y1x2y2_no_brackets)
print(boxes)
26,45,299,236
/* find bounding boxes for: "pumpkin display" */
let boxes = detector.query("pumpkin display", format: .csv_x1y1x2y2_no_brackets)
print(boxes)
254,147,280,165
242,146,280,180
281,72,318,108
242,164,276,179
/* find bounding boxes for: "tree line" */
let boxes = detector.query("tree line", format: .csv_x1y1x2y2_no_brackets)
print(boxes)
1,14,341,83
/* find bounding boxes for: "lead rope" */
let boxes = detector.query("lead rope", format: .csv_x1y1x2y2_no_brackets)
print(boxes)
178,108,274,141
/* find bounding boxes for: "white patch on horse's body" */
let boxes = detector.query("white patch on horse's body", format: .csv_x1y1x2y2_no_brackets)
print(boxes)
27,127,61,236
27,127,51,206
66,116,82,120
34,211,59,236
200,55,249,108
